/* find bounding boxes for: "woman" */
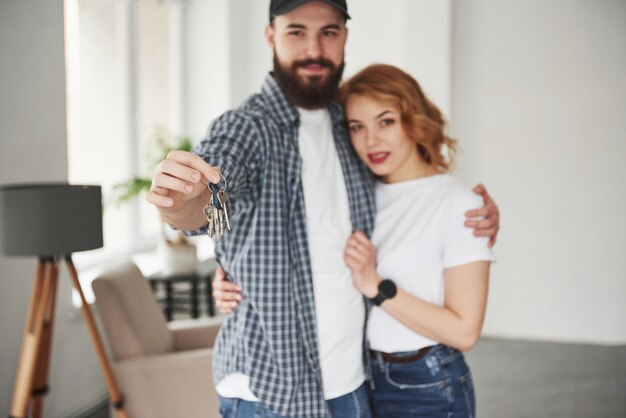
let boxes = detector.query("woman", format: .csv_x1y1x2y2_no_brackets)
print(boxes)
213,64,495,417
339,64,494,417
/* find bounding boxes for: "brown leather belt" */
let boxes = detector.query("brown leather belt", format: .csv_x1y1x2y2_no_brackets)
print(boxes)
369,346,434,364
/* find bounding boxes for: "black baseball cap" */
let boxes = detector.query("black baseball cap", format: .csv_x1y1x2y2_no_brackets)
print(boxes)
269,0,350,22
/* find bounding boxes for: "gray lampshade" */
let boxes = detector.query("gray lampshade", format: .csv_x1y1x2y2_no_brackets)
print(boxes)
0,184,103,257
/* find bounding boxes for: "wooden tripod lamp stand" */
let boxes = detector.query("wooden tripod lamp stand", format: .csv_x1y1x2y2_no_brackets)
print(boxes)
0,184,128,418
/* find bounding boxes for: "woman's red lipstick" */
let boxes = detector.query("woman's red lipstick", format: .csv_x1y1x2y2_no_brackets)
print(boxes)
368,152,390,164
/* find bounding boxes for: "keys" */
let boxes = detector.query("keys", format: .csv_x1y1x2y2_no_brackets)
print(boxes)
203,176,231,240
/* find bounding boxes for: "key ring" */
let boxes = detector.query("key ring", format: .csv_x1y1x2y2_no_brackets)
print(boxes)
208,174,227,193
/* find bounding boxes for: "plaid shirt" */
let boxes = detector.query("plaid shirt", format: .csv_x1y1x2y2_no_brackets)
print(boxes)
193,74,376,417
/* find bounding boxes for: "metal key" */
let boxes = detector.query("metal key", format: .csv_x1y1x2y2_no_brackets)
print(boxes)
204,186,220,239
203,199,215,238
218,188,231,231
204,176,231,240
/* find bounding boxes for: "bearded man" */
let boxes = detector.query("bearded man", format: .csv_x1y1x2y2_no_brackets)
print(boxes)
146,1,499,417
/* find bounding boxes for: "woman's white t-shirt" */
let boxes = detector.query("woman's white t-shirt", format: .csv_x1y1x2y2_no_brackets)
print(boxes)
368,174,496,353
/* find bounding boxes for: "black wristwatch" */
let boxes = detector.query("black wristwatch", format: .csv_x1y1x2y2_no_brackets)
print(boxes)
370,279,397,306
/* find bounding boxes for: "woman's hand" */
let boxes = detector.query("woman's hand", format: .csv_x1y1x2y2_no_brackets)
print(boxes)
344,231,382,298
211,267,242,314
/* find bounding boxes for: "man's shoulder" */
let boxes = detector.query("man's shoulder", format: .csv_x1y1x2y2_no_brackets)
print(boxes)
210,95,280,136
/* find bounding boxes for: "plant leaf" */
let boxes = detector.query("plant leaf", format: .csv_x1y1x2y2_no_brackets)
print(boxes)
111,177,152,205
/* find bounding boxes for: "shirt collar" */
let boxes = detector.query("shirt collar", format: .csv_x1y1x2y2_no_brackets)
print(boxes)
261,74,300,127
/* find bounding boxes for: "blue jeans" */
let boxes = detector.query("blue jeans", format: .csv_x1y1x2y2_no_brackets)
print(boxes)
218,382,372,417
370,345,476,418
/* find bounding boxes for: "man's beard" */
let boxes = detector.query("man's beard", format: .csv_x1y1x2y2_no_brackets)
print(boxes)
272,54,345,110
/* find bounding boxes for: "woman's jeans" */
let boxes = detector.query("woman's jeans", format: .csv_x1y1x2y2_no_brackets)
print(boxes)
218,382,372,418
370,344,476,418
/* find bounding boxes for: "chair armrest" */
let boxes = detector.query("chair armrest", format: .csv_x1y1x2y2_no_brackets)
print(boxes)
167,316,224,351
114,349,218,417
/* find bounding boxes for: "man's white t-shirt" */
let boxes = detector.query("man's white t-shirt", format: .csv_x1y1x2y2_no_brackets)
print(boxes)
216,108,365,400
298,108,365,399
368,174,496,353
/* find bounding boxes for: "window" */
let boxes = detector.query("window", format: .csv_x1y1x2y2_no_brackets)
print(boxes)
65,0,181,269
64,0,219,307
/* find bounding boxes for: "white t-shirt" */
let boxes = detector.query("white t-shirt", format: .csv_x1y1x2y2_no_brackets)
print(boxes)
216,108,365,401
367,174,496,353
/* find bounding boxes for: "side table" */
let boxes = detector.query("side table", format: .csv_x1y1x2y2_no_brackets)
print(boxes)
147,259,218,321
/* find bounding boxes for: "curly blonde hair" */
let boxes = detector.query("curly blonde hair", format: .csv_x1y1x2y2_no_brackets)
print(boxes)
339,64,456,172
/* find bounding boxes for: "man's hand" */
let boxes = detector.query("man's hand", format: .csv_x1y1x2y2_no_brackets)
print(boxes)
146,150,222,230
466,184,500,248
212,267,242,314
344,231,381,298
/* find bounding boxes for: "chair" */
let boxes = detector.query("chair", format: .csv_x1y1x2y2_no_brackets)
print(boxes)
91,261,223,418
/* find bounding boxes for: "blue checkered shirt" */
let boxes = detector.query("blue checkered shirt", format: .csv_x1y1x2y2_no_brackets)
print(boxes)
193,74,376,417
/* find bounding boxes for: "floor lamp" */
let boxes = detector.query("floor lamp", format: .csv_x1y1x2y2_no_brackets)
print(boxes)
0,184,128,418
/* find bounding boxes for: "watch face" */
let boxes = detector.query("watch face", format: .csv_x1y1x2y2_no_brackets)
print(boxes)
379,279,397,298
371,279,398,306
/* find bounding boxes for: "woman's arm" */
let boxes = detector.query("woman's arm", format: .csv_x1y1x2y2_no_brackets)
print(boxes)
345,231,490,352
381,262,489,352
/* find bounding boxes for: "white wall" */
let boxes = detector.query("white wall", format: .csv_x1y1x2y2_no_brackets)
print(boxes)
0,0,107,416
346,0,451,115
184,0,233,142
452,0,626,344
228,0,272,108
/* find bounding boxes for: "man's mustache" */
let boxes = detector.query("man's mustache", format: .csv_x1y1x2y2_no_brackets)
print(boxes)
292,58,335,71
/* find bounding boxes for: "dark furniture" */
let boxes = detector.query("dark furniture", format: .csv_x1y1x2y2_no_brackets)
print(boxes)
147,258,218,321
